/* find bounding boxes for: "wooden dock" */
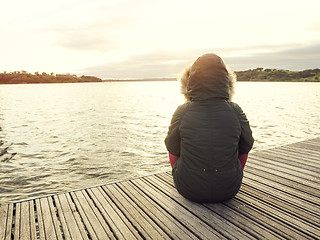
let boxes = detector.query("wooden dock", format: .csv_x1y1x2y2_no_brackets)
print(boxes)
1,137,319,239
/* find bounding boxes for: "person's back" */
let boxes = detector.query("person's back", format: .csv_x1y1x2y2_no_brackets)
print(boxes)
165,53,254,203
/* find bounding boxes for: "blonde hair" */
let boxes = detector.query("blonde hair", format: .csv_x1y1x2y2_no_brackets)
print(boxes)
177,64,237,102
226,65,237,102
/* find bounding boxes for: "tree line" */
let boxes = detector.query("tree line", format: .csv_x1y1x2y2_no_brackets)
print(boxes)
0,71,102,84
235,68,320,82
1,68,320,84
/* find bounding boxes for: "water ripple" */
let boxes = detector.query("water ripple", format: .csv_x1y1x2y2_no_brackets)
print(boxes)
0,82,320,204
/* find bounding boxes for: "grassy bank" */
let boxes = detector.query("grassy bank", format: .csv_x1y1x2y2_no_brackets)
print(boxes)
236,68,320,82
0,71,102,84
1,68,320,84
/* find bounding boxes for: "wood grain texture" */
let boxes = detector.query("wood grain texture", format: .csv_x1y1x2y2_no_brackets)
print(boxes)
1,137,320,239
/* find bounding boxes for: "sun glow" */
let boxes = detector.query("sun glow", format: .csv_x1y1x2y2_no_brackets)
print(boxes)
1,0,320,79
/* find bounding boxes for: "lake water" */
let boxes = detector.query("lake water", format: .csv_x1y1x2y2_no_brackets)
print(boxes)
0,81,319,204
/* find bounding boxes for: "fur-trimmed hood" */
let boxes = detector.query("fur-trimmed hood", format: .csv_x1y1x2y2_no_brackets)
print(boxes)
178,53,236,102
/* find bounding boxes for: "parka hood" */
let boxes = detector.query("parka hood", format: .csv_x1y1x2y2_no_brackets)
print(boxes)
178,53,236,101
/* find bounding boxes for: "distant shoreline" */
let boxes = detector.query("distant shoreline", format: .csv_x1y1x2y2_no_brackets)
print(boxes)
103,78,319,82
1,68,320,84
102,68,320,82
1,78,319,84
0,72,102,85
103,78,176,82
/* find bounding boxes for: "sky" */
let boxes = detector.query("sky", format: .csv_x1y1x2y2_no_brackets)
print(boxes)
1,0,320,79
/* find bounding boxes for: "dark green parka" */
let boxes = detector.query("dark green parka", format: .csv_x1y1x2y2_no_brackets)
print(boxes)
165,53,254,203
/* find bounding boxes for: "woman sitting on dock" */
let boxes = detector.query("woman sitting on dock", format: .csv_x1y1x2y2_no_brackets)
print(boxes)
165,53,254,203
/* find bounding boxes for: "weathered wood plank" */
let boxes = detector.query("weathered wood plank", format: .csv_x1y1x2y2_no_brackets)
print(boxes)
5,204,14,240
14,203,21,240
260,147,320,168
87,186,138,239
284,143,320,153
103,184,168,239
35,199,46,239
243,177,320,215
158,172,286,239
264,148,320,168
252,151,320,174
249,164,320,191
47,197,63,240
149,173,256,239
1,137,320,240
240,183,320,227
20,201,31,240
304,139,320,146
54,193,89,240
39,197,60,240
117,180,199,240
28,201,37,240
225,197,313,240
133,178,226,240
248,154,320,179
0,204,8,240
244,172,319,206
71,189,112,240
53,195,71,240
233,190,320,239
244,164,319,196
274,144,320,157
247,155,320,188
279,143,320,155
65,193,89,239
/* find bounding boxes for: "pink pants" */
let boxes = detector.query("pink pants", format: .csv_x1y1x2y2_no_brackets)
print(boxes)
169,153,248,169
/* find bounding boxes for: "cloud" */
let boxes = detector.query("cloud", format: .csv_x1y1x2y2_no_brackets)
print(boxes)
79,51,192,79
79,43,320,79
225,43,320,71
308,23,320,32
54,29,118,52
53,17,134,52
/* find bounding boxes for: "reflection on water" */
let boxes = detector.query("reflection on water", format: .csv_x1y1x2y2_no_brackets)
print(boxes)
0,81,319,204
233,82,320,150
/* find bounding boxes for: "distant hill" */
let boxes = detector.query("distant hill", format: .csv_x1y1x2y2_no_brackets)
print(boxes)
0,71,102,84
104,69,320,82
235,68,320,82
1,68,320,84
